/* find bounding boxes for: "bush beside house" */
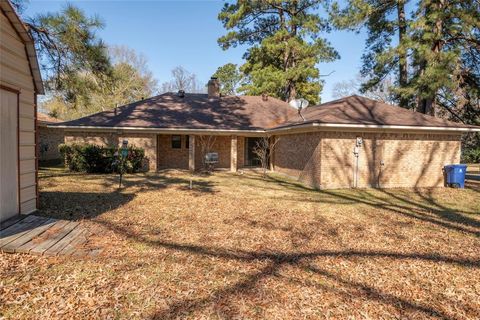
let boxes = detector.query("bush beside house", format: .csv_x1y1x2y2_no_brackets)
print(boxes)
59,143,146,173
462,148,480,164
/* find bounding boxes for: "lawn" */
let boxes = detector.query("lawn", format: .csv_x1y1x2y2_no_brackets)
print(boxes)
1,167,479,319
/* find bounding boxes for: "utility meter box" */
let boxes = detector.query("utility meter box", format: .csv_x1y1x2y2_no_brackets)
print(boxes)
356,137,363,147
121,140,128,158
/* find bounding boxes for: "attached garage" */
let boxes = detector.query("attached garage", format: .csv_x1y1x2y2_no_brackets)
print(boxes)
0,1,44,223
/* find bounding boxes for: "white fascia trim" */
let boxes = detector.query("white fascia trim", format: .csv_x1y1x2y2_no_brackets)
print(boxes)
49,122,480,134
49,125,266,135
269,122,480,133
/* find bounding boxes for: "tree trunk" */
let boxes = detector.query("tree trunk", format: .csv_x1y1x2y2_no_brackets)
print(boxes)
397,0,408,108
417,97,435,116
417,0,445,116
285,3,299,102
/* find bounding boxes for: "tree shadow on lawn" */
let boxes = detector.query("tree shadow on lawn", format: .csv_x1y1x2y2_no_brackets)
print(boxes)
101,172,218,194
36,170,478,317
38,173,217,220
93,219,479,320
262,175,480,237
38,191,136,221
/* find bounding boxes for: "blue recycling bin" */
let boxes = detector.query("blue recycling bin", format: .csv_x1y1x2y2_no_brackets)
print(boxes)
444,164,467,188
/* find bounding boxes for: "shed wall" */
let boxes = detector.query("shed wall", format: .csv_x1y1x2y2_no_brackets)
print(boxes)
0,10,37,215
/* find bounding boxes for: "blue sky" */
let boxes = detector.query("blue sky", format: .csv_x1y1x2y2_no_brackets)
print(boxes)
25,0,367,102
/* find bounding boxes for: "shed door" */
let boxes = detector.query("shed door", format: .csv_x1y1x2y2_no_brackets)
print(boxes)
0,89,19,222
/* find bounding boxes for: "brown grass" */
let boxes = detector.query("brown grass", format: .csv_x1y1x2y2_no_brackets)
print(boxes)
1,167,480,319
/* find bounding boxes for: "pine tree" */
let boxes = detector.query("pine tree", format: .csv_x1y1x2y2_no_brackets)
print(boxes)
330,0,411,108
25,4,112,104
212,63,242,95
44,46,159,120
218,1,338,104
332,0,480,124
405,0,480,117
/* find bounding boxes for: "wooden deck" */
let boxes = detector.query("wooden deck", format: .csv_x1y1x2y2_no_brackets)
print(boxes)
0,215,101,257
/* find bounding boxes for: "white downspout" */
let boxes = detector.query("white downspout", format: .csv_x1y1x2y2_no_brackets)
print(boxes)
353,137,363,188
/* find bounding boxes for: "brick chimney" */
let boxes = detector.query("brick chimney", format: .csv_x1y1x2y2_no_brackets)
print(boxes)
207,77,220,98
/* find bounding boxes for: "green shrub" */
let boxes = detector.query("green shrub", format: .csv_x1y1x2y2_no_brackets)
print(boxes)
59,143,146,173
462,148,480,163
125,146,145,173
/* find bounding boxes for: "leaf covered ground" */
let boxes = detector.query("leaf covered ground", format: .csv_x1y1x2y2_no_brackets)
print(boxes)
1,167,479,319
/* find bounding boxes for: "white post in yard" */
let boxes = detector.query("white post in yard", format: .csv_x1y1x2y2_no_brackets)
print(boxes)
230,135,238,172
269,136,275,171
188,135,195,172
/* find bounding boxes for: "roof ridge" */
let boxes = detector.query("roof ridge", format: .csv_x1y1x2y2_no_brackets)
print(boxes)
307,95,359,109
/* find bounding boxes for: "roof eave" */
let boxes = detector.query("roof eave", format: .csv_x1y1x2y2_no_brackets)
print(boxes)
270,122,480,133
49,122,480,134
1,0,44,94
48,125,268,136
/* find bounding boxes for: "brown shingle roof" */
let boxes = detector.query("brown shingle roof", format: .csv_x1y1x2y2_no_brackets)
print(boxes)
38,112,61,126
278,95,478,129
55,94,479,132
58,93,298,130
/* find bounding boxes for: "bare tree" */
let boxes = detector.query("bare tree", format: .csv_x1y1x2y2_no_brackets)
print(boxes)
252,136,279,178
332,74,396,104
197,135,217,172
160,66,206,93
109,45,158,94
172,66,193,91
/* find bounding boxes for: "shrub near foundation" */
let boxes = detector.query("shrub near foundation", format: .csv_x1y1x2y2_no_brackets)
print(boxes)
59,143,146,173
461,148,480,164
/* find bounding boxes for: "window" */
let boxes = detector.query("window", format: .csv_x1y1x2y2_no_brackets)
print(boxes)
185,135,189,149
171,135,181,149
245,137,262,166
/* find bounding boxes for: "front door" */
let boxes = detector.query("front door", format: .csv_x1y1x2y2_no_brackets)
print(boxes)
0,88,19,222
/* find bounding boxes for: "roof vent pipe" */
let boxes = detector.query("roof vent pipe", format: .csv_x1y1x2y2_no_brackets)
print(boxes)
207,77,220,99
262,93,268,101
177,90,185,98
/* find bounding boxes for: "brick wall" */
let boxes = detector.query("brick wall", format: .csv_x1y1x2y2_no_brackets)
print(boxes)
65,131,157,171
273,131,462,189
64,132,252,172
38,126,64,161
194,135,232,169
273,132,323,188
157,134,244,171
157,134,189,169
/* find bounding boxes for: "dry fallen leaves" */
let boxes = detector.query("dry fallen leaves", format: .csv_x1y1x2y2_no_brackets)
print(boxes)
1,168,479,319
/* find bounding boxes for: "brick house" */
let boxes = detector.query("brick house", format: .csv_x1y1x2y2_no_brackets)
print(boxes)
38,112,63,162
53,78,480,189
